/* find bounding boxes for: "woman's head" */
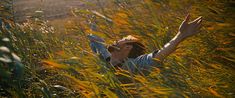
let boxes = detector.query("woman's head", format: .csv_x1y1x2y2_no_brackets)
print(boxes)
108,35,146,66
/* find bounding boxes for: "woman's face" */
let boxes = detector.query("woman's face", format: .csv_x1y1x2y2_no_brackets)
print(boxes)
108,43,133,66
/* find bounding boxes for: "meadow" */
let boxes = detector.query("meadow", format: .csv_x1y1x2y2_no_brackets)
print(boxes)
0,0,235,97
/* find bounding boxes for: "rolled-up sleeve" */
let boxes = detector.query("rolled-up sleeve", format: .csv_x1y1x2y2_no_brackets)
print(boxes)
87,34,111,61
133,50,159,70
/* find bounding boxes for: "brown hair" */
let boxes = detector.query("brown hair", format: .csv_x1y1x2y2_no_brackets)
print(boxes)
127,42,146,58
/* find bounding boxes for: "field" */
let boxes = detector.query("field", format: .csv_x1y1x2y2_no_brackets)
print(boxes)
14,0,88,21
0,0,235,98
13,0,109,32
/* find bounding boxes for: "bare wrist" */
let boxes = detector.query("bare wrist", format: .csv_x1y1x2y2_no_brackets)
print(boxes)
174,32,185,42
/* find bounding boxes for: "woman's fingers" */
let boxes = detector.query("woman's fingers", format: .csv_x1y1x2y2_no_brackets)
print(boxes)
196,18,202,28
197,18,202,24
181,14,190,25
190,16,202,24
185,14,190,22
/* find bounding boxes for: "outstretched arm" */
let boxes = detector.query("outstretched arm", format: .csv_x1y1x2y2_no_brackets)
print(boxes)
87,34,111,61
153,14,202,61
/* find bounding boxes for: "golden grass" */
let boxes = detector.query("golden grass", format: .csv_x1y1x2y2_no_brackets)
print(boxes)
0,0,235,97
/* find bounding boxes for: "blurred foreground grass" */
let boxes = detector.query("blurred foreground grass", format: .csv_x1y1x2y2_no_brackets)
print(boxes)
0,0,235,97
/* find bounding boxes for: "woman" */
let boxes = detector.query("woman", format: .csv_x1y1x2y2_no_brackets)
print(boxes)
88,14,202,73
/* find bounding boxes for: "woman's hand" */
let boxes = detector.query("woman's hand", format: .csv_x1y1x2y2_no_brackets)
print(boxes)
153,14,202,61
87,34,105,42
178,14,202,40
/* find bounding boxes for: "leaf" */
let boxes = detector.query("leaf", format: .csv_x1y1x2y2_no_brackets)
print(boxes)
42,60,68,69
134,75,147,83
103,88,118,98
209,64,222,69
40,87,52,98
0,46,10,53
120,83,136,87
208,87,223,98
0,68,11,79
53,85,69,91
115,72,131,78
62,74,97,97
220,56,235,63
208,7,219,14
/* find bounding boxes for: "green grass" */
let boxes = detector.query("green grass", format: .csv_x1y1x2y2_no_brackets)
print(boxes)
0,0,235,97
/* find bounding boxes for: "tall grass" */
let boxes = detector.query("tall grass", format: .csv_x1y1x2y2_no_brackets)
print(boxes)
0,0,235,97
